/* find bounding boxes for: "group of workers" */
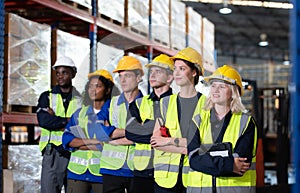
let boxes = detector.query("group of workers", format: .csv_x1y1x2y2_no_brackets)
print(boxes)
36,46,258,193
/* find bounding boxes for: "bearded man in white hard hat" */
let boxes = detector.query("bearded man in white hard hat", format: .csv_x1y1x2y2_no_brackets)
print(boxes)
37,56,82,193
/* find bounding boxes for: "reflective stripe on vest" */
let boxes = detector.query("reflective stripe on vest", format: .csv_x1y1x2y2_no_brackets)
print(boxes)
153,95,189,188
67,105,102,176
187,111,257,193
100,96,135,171
39,91,81,151
133,95,155,171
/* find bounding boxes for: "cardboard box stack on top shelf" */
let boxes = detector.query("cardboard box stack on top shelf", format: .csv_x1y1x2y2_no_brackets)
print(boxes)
4,13,51,110
152,0,170,46
170,0,186,50
202,17,216,73
98,0,125,25
187,6,202,55
97,0,216,72
128,0,149,37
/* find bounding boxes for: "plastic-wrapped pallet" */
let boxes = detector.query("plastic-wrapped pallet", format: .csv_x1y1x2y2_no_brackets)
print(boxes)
4,13,51,107
128,0,149,37
98,0,124,25
70,0,92,9
152,0,170,46
97,42,124,95
7,145,42,193
54,29,90,93
187,6,202,54
202,17,216,73
170,0,186,50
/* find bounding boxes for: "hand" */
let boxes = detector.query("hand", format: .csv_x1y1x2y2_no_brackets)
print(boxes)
233,157,250,175
150,136,171,148
47,107,55,115
104,120,110,126
84,138,103,146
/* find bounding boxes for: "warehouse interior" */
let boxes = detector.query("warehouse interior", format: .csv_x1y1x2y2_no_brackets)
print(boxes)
0,0,298,193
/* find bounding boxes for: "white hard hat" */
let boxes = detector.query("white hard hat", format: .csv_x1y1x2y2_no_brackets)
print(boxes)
52,56,77,72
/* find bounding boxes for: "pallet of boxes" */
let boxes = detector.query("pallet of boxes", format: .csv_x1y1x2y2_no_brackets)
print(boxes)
3,13,51,193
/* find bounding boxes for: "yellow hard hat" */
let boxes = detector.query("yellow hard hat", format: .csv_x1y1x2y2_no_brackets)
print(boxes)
204,65,244,96
171,47,204,75
145,54,174,71
88,69,114,83
113,56,144,76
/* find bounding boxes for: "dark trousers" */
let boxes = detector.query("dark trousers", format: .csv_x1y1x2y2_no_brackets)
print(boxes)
67,179,103,193
132,176,154,193
41,147,69,193
154,182,186,193
102,174,134,193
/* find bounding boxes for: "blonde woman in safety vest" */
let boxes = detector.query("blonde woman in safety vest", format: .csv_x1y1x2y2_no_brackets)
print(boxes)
100,56,144,193
37,56,81,193
187,65,257,193
62,69,115,193
125,54,174,193
150,47,206,193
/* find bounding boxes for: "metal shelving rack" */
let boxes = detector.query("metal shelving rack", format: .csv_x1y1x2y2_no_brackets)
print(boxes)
291,1,300,193
0,1,178,192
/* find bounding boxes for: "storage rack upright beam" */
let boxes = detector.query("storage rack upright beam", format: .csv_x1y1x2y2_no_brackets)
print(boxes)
0,1,4,191
291,1,300,193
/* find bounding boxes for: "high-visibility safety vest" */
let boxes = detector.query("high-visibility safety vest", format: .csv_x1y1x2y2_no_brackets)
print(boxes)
100,95,135,171
39,90,81,152
154,94,206,188
132,96,156,171
187,110,257,193
67,105,102,176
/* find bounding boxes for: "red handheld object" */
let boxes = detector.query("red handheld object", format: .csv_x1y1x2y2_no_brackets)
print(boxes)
160,125,171,137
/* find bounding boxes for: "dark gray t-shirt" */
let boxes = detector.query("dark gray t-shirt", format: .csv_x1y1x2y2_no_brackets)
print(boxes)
178,94,199,140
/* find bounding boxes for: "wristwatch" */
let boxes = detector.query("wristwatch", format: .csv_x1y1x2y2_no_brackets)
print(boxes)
174,138,180,147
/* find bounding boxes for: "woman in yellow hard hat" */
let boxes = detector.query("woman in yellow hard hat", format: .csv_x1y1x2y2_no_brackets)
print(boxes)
187,65,257,193
150,47,206,193
62,69,115,193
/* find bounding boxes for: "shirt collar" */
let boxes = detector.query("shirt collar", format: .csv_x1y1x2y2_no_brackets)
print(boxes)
117,90,143,105
86,99,111,115
148,88,173,101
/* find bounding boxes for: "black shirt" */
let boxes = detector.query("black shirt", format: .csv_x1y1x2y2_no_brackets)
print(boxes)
36,85,81,131
126,88,173,144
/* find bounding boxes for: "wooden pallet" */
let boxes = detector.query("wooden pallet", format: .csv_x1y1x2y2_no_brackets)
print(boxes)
129,27,148,38
100,14,123,27
59,0,91,13
3,104,37,114
153,38,169,47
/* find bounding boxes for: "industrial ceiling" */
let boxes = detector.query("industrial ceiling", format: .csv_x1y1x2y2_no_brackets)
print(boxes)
4,0,291,64
182,0,291,63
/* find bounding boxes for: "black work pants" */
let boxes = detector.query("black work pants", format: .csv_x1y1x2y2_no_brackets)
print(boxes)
102,174,134,193
132,176,154,193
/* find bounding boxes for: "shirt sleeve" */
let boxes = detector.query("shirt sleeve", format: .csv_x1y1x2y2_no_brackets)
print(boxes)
95,100,116,139
188,116,257,177
125,101,155,144
125,119,154,144
36,91,69,130
62,114,77,151
233,117,257,163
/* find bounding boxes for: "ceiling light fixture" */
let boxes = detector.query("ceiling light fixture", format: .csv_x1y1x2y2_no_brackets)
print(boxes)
219,0,232,14
258,33,269,47
183,0,293,9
